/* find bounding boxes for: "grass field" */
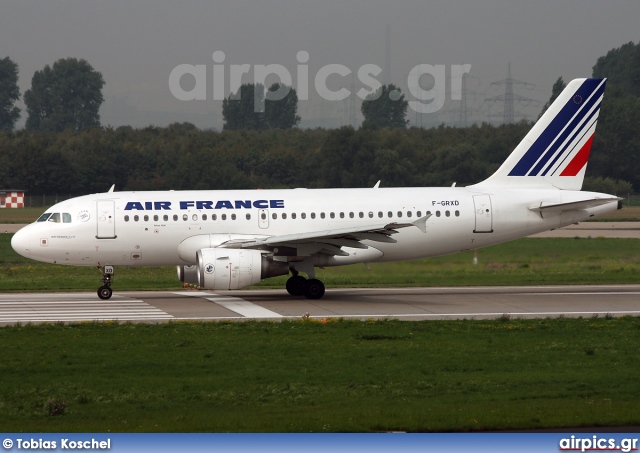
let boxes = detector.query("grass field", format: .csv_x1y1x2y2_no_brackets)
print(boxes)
2,234,640,292
0,207,47,224
1,317,639,432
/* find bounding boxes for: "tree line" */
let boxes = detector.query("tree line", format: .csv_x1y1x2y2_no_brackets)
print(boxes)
0,122,632,196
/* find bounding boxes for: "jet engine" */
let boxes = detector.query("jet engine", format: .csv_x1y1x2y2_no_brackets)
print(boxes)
195,248,288,290
177,264,199,285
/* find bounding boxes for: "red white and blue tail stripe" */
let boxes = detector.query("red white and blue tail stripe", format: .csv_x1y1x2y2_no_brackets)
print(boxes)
475,78,606,190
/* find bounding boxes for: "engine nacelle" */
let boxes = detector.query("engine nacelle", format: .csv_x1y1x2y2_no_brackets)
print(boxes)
196,248,289,290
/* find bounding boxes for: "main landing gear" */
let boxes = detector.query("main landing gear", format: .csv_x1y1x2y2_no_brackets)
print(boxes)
286,269,325,299
97,265,114,300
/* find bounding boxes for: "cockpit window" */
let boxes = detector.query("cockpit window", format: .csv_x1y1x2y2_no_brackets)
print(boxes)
37,212,71,223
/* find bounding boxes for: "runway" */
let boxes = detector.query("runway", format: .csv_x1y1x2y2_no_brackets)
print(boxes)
2,285,640,325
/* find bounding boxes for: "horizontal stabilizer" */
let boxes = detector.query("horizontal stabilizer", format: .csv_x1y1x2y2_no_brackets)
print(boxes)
529,197,622,213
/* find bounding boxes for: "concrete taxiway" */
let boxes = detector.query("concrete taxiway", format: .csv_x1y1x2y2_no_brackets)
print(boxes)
1,285,640,325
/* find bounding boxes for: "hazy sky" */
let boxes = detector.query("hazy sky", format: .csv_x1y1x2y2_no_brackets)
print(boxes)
2,0,639,129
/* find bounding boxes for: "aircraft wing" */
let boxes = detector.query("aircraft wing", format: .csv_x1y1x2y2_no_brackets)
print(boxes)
218,215,430,256
529,197,622,213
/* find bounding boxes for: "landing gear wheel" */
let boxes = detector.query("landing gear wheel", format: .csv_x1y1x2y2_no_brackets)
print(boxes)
97,265,114,300
97,285,113,300
304,279,325,299
286,275,307,296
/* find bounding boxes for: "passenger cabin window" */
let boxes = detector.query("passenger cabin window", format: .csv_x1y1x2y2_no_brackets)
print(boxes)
134,215,139,222
154,215,159,222
164,215,169,221
144,215,149,222
124,215,130,222
202,214,208,221
173,215,178,221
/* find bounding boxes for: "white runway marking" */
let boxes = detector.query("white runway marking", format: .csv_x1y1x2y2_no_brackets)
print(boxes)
208,299,283,318
174,291,282,318
0,293,172,323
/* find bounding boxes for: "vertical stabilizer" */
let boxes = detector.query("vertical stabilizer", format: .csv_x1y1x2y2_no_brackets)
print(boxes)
474,78,606,190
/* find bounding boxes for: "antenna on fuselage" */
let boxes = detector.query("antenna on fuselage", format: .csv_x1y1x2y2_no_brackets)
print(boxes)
108,184,115,193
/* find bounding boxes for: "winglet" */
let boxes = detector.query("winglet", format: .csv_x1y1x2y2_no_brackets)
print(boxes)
412,214,431,233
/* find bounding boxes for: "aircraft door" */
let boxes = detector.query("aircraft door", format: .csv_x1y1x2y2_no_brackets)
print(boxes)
473,195,493,233
258,209,269,229
96,200,117,239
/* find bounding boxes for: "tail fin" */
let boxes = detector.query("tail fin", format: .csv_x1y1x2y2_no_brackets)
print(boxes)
474,78,606,190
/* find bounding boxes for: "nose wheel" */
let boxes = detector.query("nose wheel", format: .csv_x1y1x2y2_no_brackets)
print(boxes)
97,265,114,300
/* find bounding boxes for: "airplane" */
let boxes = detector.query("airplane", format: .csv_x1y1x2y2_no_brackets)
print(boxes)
11,78,622,300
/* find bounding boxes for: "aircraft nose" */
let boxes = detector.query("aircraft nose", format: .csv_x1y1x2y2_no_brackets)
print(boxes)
11,226,31,258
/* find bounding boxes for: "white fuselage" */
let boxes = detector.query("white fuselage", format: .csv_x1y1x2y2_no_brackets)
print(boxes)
11,186,619,268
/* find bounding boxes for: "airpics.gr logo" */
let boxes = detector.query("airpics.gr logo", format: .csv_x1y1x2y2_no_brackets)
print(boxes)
169,51,472,114
77,210,90,222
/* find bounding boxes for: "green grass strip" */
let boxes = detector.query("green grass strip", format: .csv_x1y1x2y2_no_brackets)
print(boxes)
1,317,639,432
2,235,640,291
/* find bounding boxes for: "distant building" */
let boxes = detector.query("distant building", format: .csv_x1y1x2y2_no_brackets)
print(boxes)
0,190,26,208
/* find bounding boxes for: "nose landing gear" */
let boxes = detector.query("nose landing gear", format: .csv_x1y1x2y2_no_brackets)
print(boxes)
97,265,114,300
